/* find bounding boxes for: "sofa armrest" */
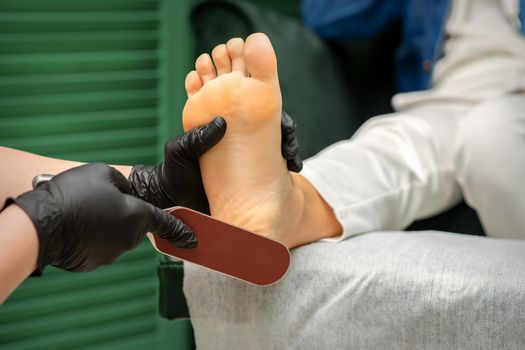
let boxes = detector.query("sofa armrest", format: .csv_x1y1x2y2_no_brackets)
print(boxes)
184,231,525,349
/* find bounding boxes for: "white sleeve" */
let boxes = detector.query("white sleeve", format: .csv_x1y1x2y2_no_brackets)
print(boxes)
300,113,462,241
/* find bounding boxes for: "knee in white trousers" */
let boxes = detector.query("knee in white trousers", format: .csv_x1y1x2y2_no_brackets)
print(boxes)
455,94,525,239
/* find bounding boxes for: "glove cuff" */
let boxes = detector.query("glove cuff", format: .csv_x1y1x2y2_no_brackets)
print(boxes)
129,164,153,201
129,164,175,209
5,189,63,275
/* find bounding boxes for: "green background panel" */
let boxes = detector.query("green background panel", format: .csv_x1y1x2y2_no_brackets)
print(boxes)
0,0,195,349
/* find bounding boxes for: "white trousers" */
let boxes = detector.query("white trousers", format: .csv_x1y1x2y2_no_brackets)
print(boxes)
301,94,525,240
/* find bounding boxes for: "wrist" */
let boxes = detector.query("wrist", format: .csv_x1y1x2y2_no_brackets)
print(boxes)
0,203,40,302
128,164,155,201
112,165,132,178
10,189,63,274
129,164,174,209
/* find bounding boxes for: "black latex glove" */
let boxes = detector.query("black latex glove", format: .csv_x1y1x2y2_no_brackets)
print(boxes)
281,111,303,173
129,116,227,214
7,163,196,273
129,111,303,213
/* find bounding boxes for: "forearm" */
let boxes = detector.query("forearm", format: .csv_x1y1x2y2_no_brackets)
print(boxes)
0,204,39,304
0,147,131,203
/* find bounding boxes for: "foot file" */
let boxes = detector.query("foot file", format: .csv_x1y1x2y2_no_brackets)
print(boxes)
147,206,291,286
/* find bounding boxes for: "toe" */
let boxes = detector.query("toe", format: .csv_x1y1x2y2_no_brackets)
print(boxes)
226,38,246,74
195,53,216,83
243,33,278,83
211,44,232,75
185,70,202,97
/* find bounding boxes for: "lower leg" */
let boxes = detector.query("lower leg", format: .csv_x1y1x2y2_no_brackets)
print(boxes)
301,111,462,238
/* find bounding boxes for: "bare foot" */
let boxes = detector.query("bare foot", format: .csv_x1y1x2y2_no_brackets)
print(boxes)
182,33,301,246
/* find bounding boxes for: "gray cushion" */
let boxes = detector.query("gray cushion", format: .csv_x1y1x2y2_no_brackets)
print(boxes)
184,231,525,349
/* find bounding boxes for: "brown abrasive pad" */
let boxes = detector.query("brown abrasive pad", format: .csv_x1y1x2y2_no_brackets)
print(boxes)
147,206,291,286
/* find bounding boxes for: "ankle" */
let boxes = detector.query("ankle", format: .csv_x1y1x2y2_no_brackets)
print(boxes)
277,173,342,249
274,173,306,248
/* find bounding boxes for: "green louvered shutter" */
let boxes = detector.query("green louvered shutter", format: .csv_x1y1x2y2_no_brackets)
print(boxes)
0,0,195,349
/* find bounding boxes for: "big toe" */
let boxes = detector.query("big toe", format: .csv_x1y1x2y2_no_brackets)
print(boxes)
243,33,278,83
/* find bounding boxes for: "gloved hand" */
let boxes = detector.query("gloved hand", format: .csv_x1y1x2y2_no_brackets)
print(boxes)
281,111,303,173
129,111,303,213
7,163,195,273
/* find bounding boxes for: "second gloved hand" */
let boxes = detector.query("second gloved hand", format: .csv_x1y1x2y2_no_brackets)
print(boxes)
8,163,196,273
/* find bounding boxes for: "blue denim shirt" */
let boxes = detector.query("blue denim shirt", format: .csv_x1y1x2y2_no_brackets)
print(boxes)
302,0,525,92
